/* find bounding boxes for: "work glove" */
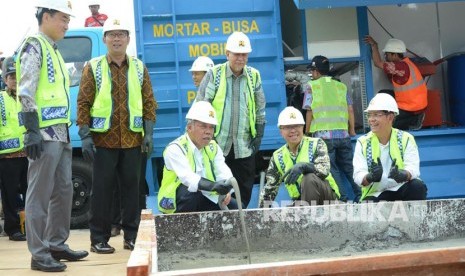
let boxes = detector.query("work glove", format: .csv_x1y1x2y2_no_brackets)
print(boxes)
250,123,265,155
388,159,410,183
283,162,315,184
366,157,383,183
22,111,43,160
197,178,232,195
141,120,155,158
78,125,95,162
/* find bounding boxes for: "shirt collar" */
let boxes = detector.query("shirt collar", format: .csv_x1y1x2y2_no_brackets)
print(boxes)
38,32,58,50
105,54,129,66
225,61,246,78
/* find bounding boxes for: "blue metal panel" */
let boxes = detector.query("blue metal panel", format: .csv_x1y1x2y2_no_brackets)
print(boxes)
134,0,286,157
293,0,461,9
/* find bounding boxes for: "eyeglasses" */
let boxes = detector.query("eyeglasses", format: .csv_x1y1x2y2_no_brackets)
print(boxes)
367,112,388,119
280,125,302,131
106,32,128,39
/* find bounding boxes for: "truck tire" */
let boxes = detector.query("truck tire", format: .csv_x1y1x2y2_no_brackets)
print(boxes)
71,158,92,229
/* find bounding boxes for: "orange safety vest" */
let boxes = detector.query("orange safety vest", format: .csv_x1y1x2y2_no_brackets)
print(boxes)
392,57,427,112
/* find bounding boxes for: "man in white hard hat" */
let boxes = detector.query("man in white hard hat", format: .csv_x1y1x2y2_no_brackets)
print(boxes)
196,31,266,208
258,107,340,208
84,0,108,27
353,93,427,202
364,36,427,130
16,0,88,272
190,56,214,87
158,101,237,213
77,17,158,254
303,55,361,202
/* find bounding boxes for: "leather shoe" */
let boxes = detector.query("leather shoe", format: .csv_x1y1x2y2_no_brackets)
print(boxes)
51,248,89,261
123,239,135,251
31,257,67,272
9,232,26,241
90,242,115,254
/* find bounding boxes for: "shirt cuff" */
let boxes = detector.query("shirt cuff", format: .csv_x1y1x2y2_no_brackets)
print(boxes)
188,175,201,192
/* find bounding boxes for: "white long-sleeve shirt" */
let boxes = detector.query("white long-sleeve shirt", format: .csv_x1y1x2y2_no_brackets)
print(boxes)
353,134,420,197
164,134,233,203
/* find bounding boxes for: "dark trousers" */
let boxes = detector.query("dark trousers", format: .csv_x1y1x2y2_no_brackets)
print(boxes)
364,179,427,202
324,138,361,202
89,147,141,244
175,184,238,212
0,157,28,235
225,148,255,208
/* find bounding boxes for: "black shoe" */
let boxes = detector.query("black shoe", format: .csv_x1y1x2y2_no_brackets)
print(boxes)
9,232,26,241
123,239,135,251
51,248,89,261
90,242,115,254
31,257,67,272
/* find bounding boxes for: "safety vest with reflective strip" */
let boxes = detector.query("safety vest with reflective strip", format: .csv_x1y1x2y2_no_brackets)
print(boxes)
0,91,26,154
158,134,218,214
211,63,259,137
309,77,348,133
392,57,427,111
89,56,144,133
358,128,415,201
16,35,70,127
273,137,340,199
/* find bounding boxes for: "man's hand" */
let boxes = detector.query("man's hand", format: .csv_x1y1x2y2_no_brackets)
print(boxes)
22,112,43,160
198,178,232,195
366,157,383,183
388,159,410,183
141,120,155,158
364,35,378,46
250,123,265,155
283,162,315,184
79,125,95,162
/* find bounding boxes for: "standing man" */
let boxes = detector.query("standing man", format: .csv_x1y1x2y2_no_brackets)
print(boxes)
196,31,266,208
16,0,88,272
0,57,27,242
158,101,237,213
259,107,340,208
84,0,108,27
353,93,427,202
190,56,214,88
303,55,361,202
364,36,427,130
77,17,157,254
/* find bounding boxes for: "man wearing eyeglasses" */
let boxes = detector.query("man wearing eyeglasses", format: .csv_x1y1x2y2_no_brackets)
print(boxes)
258,107,340,208
353,93,427,202
364,35,427,131
77,17,158,254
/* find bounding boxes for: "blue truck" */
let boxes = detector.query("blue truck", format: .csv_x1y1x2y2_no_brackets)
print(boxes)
60,0,465,227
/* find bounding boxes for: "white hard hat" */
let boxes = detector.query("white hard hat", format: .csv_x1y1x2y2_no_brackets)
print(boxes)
36,0,74,17
88,0,100,6
365,93,399,115
226,32,252,53
189,56,214,72
278,107,305,127
103,17,130,34
186,101,218,125
382,38,406,53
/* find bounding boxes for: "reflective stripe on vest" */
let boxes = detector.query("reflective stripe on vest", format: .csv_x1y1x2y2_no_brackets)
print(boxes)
392,57,427,111
211,63,258,137
359,129,414,201
158,134,218,214
273,137,340,199
89,56,144,133
16,35,70,127
309,77,349,133
0,91,26,154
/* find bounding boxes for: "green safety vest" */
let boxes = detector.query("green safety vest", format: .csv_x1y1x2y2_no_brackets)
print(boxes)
89,56,144,133
358,128,414,201
273,137,340,199
158,134,218,214
309,77,348,133
16,35,70,128
0,91,26,154
211,63,259,137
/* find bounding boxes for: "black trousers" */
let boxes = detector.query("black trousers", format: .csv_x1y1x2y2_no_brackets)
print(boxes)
175,184,238,212
0,157,28,235
89,147,141,244
225,148,256,208
364,179,427,202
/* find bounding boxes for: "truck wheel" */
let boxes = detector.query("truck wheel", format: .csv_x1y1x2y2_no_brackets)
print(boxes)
71,158,93,229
